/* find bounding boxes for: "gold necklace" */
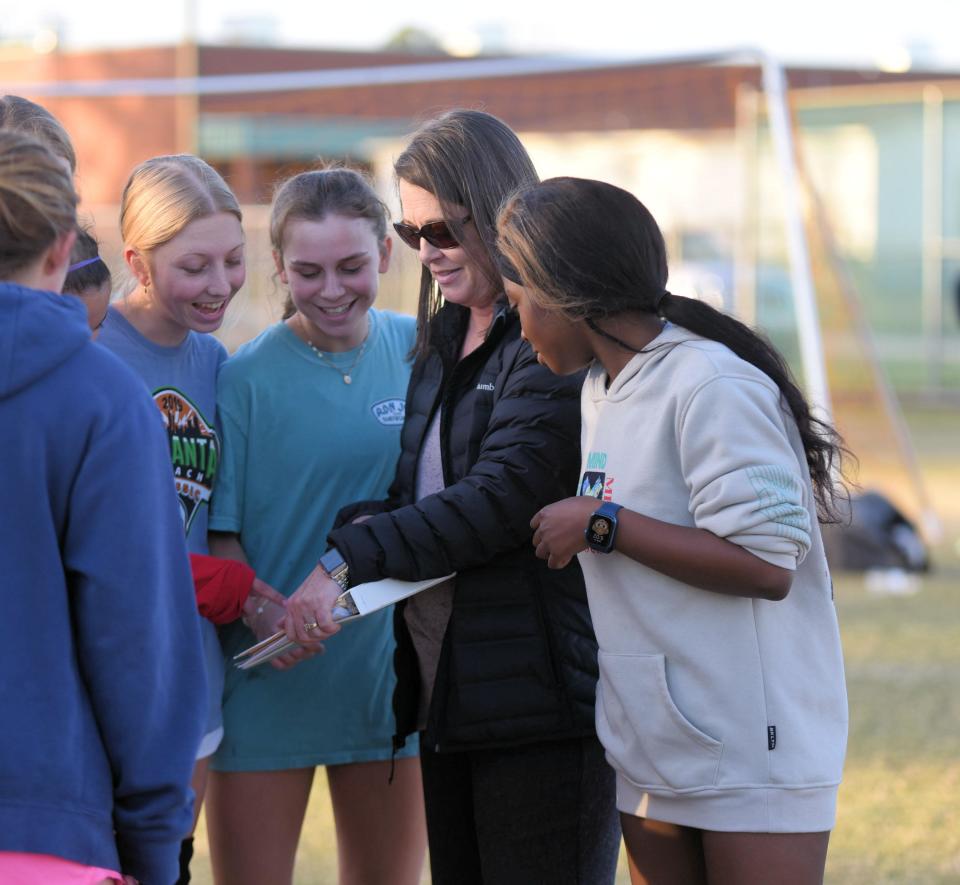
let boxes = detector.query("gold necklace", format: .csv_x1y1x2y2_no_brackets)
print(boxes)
297,315,370,385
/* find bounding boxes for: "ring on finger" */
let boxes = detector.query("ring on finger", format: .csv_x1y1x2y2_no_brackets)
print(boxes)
303,620,319,631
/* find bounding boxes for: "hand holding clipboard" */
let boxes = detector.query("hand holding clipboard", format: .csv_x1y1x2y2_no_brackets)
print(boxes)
234,574,453,669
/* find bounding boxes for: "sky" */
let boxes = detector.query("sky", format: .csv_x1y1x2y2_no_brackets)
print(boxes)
6,0,960,70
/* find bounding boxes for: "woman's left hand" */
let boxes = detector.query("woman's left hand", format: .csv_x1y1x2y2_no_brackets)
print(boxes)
280,565,343,647
530,496,600,569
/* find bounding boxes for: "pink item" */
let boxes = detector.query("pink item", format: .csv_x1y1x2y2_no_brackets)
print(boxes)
0,851,124,884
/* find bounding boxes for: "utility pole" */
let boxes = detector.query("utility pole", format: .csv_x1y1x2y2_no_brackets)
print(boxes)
174,0,198,154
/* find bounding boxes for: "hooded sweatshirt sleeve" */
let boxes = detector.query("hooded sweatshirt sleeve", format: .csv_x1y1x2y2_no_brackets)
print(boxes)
677,372,812,570
62,373,206,885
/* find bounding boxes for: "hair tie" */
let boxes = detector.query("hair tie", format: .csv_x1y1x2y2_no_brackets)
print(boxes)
585,316,646,354
655,290,671,313
67,255,103,273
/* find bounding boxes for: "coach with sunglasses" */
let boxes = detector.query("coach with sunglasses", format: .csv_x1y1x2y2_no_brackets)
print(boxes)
281,109,619,884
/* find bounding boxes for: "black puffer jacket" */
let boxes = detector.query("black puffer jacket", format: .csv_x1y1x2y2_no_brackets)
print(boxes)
330,301,599,753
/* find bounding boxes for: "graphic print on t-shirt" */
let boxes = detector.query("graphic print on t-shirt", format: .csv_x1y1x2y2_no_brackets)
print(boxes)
153,387,219,536
581,451,615,501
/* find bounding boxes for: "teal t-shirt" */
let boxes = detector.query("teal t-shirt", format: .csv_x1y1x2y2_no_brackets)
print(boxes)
209,309,417,770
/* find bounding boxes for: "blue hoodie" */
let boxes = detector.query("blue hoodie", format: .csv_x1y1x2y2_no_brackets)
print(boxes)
0,283,207,885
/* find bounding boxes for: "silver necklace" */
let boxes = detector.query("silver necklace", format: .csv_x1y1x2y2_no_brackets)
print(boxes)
298,315,370,385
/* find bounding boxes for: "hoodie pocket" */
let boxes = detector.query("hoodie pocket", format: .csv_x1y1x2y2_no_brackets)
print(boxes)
596,651,723,791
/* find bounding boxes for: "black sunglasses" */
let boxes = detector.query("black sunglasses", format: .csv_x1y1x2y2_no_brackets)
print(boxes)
393,216,470,251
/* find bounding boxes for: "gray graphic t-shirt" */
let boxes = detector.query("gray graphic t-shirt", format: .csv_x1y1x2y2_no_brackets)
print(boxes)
98,305,227,749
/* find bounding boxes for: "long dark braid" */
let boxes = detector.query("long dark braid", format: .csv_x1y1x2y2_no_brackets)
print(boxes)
657,290,847,522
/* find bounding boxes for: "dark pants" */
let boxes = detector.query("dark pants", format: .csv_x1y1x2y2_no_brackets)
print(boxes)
419,735,620,885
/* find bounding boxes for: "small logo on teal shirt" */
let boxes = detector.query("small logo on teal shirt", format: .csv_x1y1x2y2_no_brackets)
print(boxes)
371,398,405,426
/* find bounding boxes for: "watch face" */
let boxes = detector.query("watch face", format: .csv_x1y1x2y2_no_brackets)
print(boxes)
588,516,612,548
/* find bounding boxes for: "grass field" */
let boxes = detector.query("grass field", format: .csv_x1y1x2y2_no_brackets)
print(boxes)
189,404,960,885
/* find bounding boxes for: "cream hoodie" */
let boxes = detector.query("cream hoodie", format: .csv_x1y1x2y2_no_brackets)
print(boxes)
577,324,847,832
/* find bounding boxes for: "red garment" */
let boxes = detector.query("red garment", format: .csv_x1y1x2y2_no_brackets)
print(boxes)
190,553,255,625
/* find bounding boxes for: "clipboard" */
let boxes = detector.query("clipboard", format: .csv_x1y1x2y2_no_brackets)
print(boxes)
233,574,454,670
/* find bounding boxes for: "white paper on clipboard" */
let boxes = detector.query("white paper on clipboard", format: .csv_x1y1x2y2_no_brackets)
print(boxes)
342,574,453,618
234,573,454,670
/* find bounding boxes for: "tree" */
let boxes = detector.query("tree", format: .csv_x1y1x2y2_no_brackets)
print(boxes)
382,26,447,55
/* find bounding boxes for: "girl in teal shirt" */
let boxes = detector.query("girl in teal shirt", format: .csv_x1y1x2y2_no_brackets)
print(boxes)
208,168,426,885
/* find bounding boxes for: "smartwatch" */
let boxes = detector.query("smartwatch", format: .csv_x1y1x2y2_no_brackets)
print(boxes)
585,502,623,554
319,546,350,590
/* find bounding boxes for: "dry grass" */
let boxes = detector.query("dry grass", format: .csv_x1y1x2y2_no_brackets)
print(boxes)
825,572,960,884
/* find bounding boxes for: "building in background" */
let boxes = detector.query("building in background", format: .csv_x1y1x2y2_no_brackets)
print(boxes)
4,43,958,398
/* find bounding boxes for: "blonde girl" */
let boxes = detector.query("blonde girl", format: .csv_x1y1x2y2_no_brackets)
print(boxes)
0,131,205,885
97,154,250,884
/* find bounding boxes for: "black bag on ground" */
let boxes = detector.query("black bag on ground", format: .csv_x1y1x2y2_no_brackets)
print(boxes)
821,490,929,573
